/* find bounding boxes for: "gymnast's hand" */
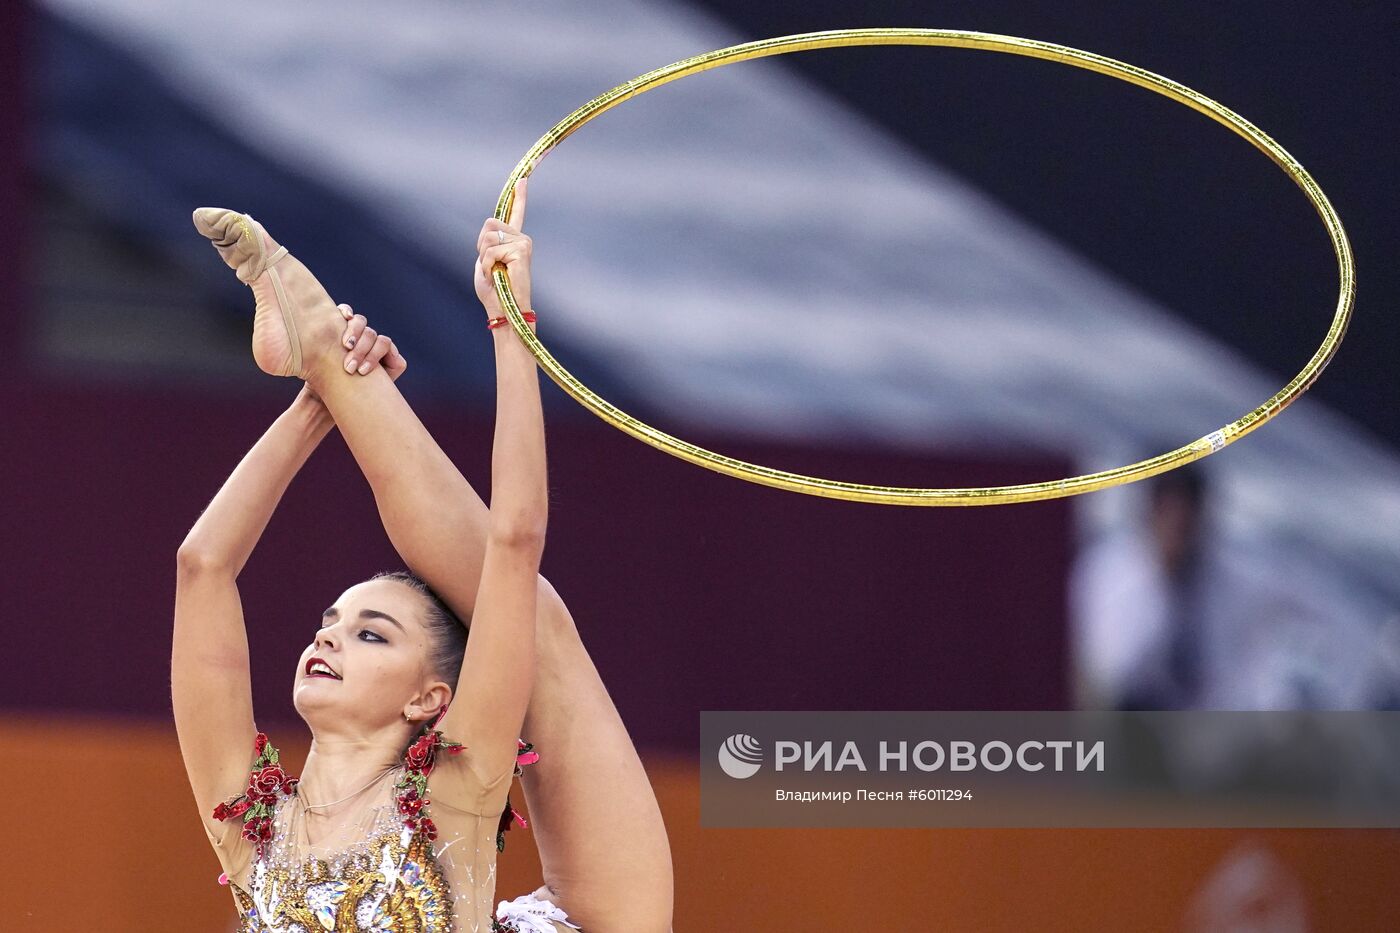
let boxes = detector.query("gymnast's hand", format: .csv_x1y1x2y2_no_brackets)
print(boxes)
474,175,533,322
298,302,407,405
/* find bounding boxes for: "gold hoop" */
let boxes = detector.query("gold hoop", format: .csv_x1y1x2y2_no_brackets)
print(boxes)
488,28,1353,506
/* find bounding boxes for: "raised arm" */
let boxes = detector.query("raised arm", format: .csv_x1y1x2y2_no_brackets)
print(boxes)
435,177,546,781
173,312,400,831
173,388,333,826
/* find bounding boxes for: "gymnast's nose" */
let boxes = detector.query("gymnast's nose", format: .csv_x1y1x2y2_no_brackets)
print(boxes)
315,625,340,652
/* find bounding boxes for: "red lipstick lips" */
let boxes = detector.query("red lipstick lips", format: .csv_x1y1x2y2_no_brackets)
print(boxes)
305,656,341,680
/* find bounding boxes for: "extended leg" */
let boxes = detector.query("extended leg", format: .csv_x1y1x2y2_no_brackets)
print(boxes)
517,579,675,933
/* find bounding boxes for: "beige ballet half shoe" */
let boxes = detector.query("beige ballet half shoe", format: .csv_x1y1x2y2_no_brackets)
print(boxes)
192,207,334,379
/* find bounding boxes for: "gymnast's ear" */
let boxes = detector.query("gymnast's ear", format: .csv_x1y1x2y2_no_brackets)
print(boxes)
407,680,453,724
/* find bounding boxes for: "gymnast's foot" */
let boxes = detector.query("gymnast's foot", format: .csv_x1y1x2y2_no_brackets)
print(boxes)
192,208,341,379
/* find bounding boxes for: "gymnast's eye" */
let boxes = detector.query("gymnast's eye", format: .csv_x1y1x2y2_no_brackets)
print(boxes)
359,629,386,643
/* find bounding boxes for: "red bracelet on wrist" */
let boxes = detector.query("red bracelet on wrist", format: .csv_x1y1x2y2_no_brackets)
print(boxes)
487,311,537,329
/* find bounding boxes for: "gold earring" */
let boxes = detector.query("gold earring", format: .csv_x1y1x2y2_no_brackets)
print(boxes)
404,712,413,723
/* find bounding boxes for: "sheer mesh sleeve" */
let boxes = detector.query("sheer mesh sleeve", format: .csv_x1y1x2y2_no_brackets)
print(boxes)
427,743,516,816
425,747,517,932
201,810,256,885
202,731,283,890
400,722,551,924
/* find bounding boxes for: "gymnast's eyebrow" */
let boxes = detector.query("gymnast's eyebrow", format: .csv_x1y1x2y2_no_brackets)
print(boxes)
321,607,406,632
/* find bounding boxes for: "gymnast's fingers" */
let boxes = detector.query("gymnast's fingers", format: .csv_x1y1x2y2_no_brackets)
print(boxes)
507,175,528,230
478,245,503,275
345,325,378,373
359,333,394,376
480,239,530,272
385,338,407,380
477,219,499,255
477,246,508,280
338,303,354,348
479,217,521,253
343,312,367,351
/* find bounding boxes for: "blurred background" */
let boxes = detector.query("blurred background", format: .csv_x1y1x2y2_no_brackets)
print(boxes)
3,0,1398,929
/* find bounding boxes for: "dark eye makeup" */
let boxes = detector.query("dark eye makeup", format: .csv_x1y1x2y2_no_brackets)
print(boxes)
316,622,387,643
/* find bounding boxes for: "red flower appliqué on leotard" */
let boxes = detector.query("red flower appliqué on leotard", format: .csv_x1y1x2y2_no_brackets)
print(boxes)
212,715,541,885
211,732,298,861
392,721,465,843
496,739,538,852
394,707,540,853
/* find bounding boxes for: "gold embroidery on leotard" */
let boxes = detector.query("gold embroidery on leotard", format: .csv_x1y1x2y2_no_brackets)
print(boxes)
228,812,455,932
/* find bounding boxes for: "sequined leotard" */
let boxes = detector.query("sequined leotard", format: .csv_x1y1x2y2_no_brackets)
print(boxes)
202,729,539,933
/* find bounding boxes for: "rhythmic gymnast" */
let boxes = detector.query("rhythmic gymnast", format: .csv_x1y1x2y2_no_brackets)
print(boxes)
173,178,674,932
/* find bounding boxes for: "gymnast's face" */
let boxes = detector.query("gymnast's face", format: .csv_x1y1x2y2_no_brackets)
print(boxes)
292,579,450,732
